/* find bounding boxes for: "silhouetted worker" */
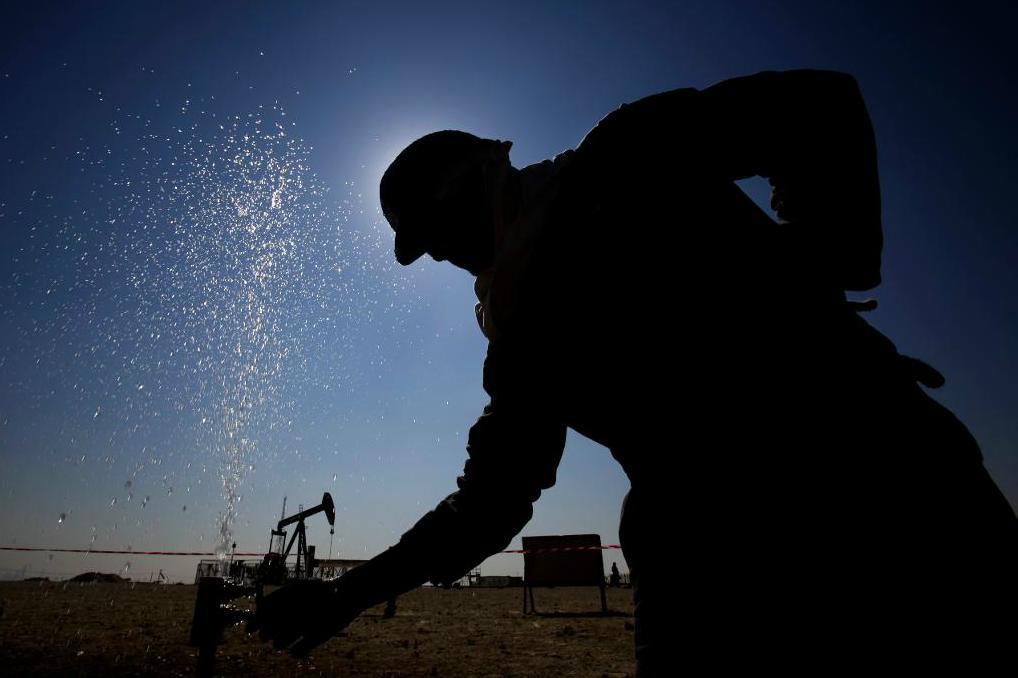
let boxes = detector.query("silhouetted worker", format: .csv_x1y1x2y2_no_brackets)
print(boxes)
610,562,622,588
253,70,1018,672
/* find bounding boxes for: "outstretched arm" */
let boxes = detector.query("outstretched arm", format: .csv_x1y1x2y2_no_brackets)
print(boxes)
253,341,566,654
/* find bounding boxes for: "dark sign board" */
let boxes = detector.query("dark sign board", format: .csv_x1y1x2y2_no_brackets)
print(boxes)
522,534,604,587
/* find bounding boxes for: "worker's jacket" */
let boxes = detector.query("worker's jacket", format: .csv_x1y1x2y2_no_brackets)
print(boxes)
391,70,1017,587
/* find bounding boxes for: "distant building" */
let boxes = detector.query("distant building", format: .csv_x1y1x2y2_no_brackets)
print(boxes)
313,558,369,579
194,556,370,584
467,573,523,588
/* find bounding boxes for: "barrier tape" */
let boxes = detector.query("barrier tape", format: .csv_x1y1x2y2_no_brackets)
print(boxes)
502,545,621,554
0,546,264,556
2,544,622,557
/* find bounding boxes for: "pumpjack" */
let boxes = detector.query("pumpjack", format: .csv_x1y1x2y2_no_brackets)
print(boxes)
259,492,336,584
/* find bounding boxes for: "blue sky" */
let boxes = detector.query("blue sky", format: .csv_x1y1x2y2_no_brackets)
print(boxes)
1,1,1016,582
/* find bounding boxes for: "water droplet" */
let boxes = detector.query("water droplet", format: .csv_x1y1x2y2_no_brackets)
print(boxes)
332,473,337,483
109,497,117,507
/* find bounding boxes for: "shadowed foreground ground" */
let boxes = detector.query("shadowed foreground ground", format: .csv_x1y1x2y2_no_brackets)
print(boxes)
0,581,636,676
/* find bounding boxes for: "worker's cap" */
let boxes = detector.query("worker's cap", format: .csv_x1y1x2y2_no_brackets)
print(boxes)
380,130,504,266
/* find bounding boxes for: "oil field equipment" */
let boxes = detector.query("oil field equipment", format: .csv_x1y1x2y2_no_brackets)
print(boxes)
189,491,336,675
259,492,336,584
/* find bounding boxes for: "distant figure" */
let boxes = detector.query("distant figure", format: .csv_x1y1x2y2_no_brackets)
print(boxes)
254,70,1018,672
609,562,622,588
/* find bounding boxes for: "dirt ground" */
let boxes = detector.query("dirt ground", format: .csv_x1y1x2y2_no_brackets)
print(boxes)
0,581,636,677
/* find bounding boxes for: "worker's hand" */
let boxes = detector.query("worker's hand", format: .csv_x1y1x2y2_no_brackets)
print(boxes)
248,578,362,656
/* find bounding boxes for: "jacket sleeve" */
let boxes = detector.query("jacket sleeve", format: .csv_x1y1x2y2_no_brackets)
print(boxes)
579,69,882,291
390,338,567,585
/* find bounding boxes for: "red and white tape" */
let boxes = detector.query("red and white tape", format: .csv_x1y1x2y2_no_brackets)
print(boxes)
1,544,622,557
